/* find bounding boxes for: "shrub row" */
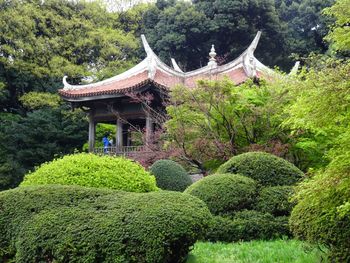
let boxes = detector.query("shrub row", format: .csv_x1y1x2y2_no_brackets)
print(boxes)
0,185,212,263
185,174,295,217
185,152,303,242
205,211,291,242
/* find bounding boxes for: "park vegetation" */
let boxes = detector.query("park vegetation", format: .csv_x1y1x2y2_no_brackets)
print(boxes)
0,0,349,262
0,185,211,262
150,159,192,191
21,153,158,192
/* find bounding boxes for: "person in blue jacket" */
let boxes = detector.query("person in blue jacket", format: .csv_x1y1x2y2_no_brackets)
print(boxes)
102,133,111,153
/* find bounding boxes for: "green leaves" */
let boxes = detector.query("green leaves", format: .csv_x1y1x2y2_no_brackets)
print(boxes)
0,0,141,190
0,0,139,108
19,92,61,110
0,185,212,262
324,0,350,54
21,153,158,192
165,78,287,170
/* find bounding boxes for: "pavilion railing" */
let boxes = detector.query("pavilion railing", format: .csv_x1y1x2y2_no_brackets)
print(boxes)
93,146,149,156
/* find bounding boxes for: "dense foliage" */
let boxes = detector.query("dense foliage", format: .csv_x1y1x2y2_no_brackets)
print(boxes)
255,186,295,216
185,152,302,242
166,80,290,173
0,0,348,261
21,153,158,192
184,174,257,215
323,0,350,54
0,185,212,262
206,211,290,242
290,159,350,261
285,3,350,258
142,0,335,71
217,152,304,186
287,60,350,261
150,159,192,191
0,106,88,190
0,0,141,190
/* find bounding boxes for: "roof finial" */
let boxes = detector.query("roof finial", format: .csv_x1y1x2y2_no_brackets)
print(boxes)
208,44,217,67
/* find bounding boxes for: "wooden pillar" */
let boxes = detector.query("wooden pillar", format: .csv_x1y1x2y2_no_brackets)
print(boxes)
116,118,123,149
88,111,96,152
145,113,153,144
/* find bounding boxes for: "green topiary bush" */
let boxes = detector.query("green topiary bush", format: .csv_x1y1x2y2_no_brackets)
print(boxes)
150,159,192,191
20,153,157,192
255,186,295,216
184,174,257,215
205,211,291,243
0,185,212,263
217,152,304,186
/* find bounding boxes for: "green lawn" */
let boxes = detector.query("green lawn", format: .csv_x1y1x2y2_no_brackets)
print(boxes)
187,239,328,263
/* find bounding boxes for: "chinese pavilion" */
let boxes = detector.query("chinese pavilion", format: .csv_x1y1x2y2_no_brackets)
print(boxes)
59,31,295,154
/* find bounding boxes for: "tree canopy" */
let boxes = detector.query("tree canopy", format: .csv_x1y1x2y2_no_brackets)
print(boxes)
141,0,336,71
0,0,141,189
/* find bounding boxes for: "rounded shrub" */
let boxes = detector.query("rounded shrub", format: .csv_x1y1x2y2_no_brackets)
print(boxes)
205,211,291,242
184,174,257,215
150,159,192,191
255,186,295,216
20,153,157,192
0,185,212,263
217,152,304,186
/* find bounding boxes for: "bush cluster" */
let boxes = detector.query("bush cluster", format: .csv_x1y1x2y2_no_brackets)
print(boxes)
255,186,295,216
150,159,192,191
0,185,212,263
21,153,158,192
185,152,302,242
184,174,257,215
217,152,304,186
206,211,290,242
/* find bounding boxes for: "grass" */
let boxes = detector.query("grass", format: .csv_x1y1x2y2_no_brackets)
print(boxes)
187,239,328,263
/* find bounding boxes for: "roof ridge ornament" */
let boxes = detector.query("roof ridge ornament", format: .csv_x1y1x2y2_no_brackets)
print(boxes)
208,44,217,67
141,34,155,58
289,61,300,75
171,58,184,73
242,31,262,78
63,76,74,90
247,31,262,57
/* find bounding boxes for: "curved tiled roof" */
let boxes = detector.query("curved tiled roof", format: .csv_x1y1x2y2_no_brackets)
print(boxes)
59,32,280,101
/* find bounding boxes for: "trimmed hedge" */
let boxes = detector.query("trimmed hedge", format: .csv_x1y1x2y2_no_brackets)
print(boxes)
150,159,192,191
217,152,304,186
255,186,295,216
184,174,257,215
205,211,291,242
0,185,211,263
20,153,158,192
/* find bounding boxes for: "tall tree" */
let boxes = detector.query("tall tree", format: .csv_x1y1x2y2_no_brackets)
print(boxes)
323,0,350,55
0,0,139,112
0,0,140,189
197,0,289,68
275,0,335,57
165,79,289,172
143,1,211,70
142,0,290,70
